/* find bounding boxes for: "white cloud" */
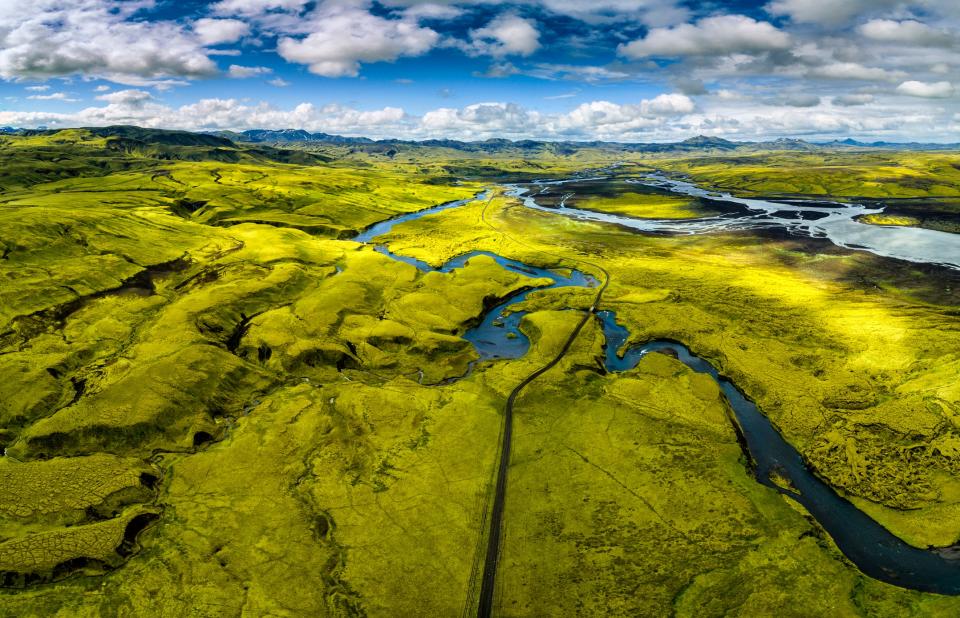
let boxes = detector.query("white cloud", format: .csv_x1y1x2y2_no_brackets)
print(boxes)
859,19,954,47
808,62,904,82
538,0,689,26
896,80,955,98
277,4,438,77
25,85,50,91
382,0,690,28
193,18,251,46
776,94,821,107
0,0,218,83
422,102,541,136
619,15,790,58
561,96,690,129
210,0,309,17
466,14,541,57
765,0,899,26
268,78,291,87
27,92,78,101
0,91,956,142
525,64,630,82
833,93,874,106
401,3,464,20
95,89,154,105
421,94,694,139
228,65,273,78
94,85,111,92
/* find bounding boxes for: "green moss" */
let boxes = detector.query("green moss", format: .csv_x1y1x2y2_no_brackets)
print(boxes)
2,143,960,615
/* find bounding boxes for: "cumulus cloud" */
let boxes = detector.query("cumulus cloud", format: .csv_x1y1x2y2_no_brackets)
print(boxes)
896,80,955,98
765,0,899,26
807,62,904,82
466,14,541,58
422,102,541,136
382,0,690,28
95,89,154,105
277,3,438,77
619,15,790,58
401,3,464,20
1,90,955,142
210,0,310,17
421,94,693,139
193,18,251,46
859,19,956,47
537,0,688,26
0,0,218,84
268,78,291,87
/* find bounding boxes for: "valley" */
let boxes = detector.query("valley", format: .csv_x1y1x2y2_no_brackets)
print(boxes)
1,128,960,617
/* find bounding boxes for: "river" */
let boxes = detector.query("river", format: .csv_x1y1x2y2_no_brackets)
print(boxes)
509,172,960,270
351,173,960,612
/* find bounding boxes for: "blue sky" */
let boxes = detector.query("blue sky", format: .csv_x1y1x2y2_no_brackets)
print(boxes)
0,0,959,141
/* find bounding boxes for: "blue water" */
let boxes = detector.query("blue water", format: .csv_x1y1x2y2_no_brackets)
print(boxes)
597,310,960,594
353,191,490,243
355,192,596,360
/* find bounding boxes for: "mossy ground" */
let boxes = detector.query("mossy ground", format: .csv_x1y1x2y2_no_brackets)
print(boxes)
2,133,960,615
652,151,960,199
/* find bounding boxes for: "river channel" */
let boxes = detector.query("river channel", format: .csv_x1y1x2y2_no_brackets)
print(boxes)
352,174,960,605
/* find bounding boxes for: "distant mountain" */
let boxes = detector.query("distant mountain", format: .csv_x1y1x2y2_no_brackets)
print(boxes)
210,129,374,144
5,125,959,153
219,130,815,154
222,130,960,153
677,135,738,150
818,138,960,151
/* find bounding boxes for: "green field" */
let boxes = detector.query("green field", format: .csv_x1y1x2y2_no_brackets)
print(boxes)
2,128,960,616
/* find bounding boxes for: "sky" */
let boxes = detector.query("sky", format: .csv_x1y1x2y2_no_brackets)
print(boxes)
0,0,959,142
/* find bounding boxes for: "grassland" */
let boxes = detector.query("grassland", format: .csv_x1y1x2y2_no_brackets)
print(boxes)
652,151,960,199
2,129,960,616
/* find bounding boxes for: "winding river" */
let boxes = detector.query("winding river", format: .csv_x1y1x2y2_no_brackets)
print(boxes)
353,173,960,614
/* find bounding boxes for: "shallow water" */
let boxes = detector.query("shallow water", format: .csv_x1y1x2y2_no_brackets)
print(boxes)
510,174,960,270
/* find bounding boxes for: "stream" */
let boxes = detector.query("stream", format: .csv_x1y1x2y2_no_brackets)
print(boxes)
353,178,960,601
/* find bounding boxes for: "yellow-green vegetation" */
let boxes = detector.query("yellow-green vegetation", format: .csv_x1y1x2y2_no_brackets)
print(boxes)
574,192,710,219
3,130,960,615
379,190,960,553
494,314,960,616
655,151,960,198
859,213,922,227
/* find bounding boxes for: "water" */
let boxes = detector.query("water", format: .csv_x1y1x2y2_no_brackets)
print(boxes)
598,310,960,595
353,191,490,243
510,174,960,270
354,192,596,360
